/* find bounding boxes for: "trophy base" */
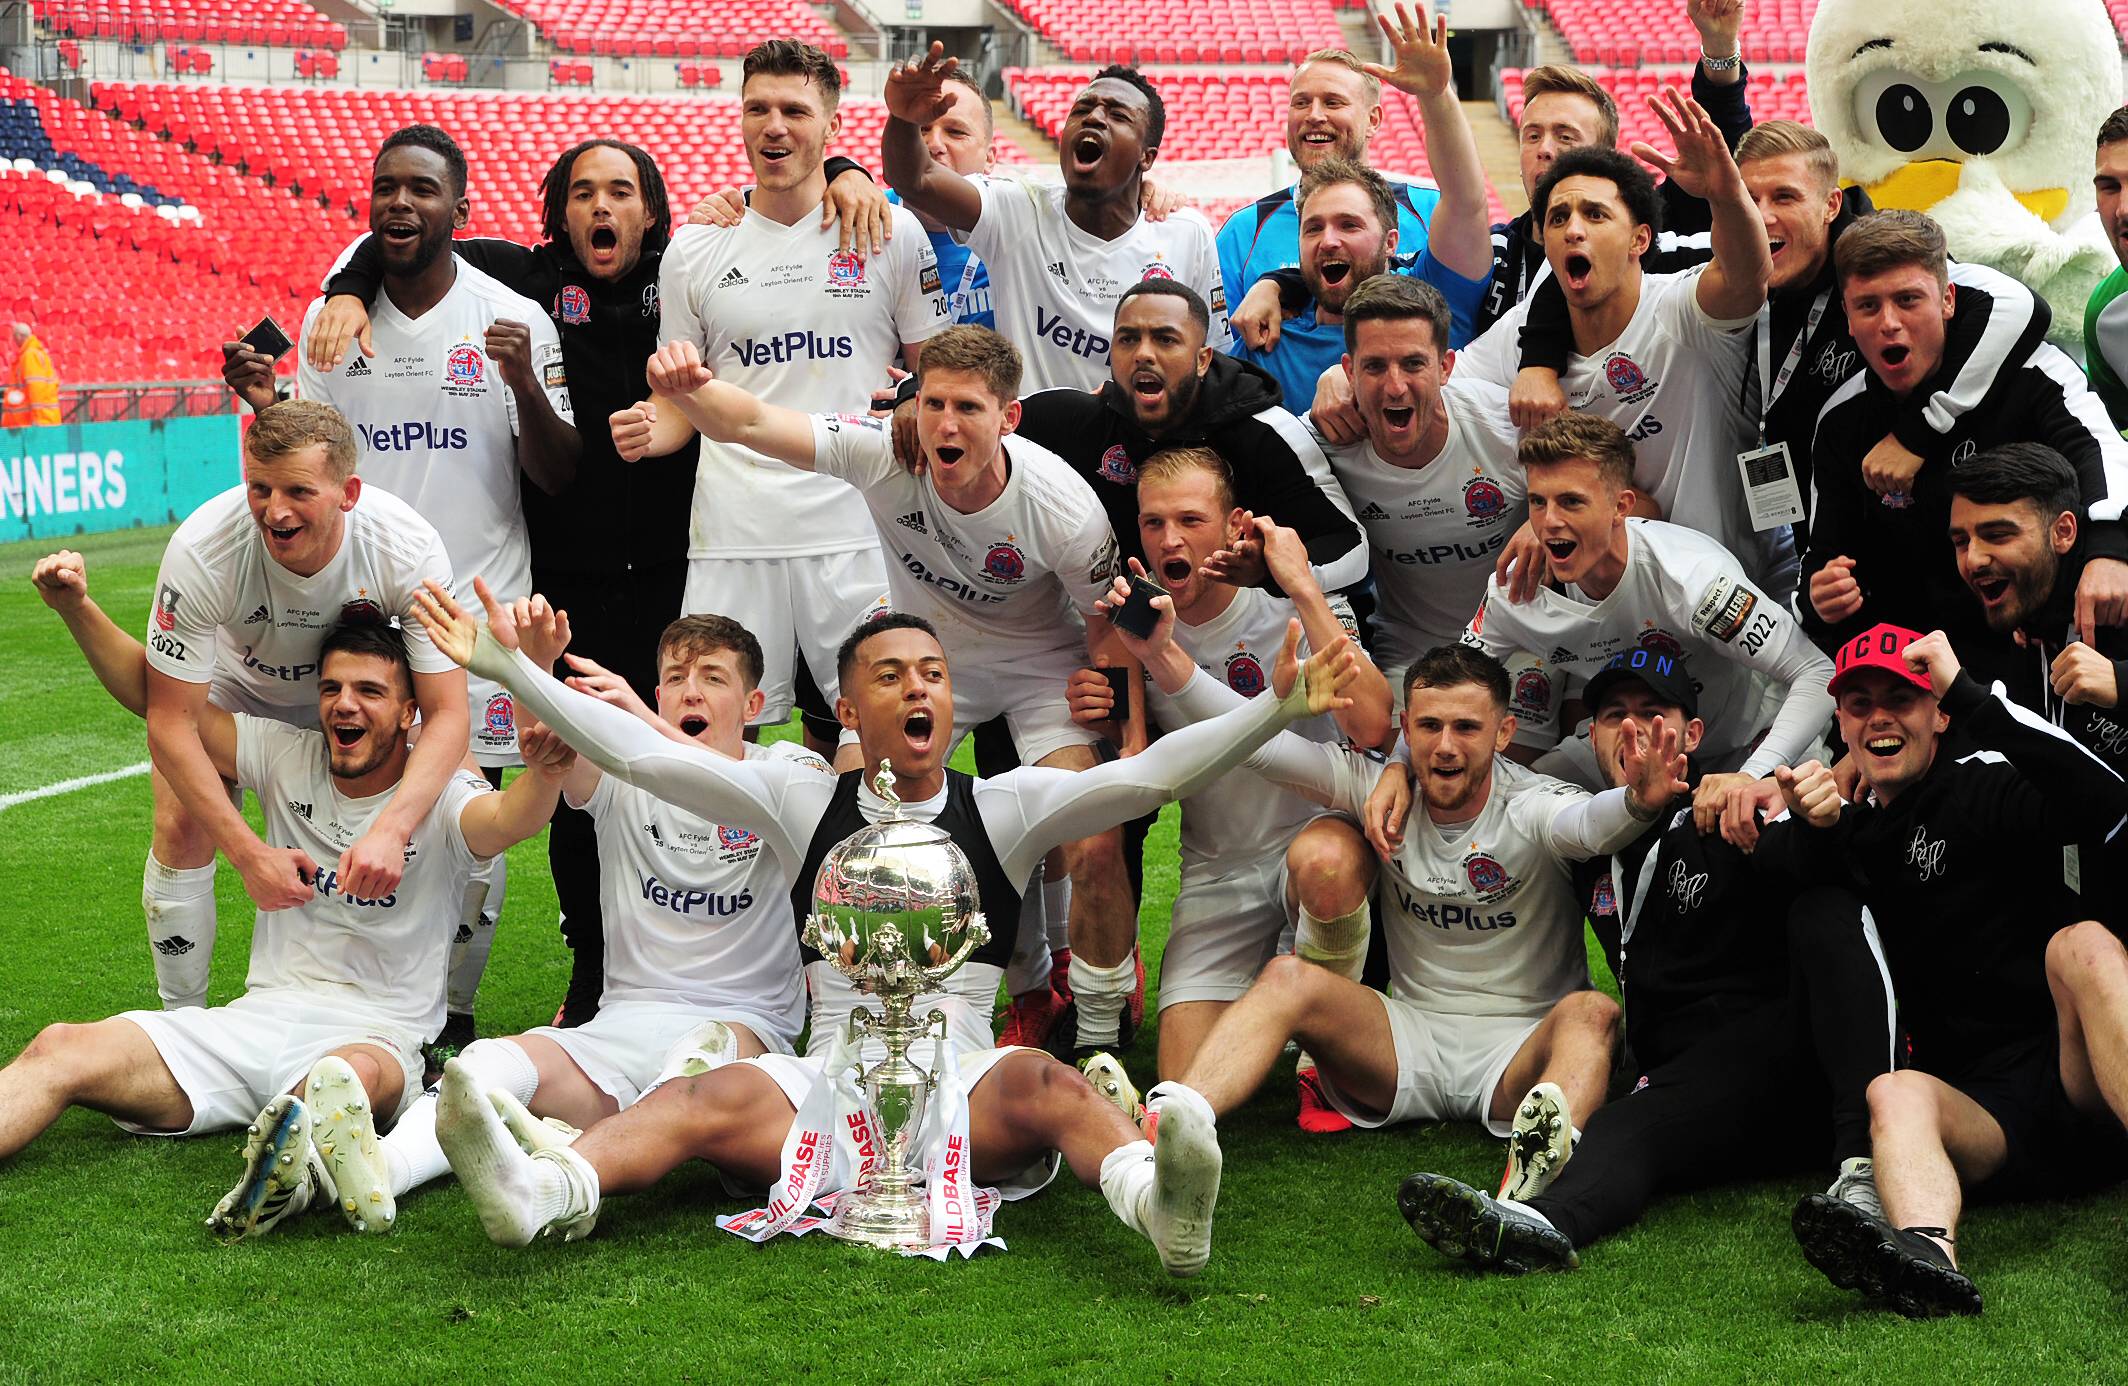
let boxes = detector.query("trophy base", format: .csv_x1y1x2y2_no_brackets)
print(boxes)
822,1190,932,1250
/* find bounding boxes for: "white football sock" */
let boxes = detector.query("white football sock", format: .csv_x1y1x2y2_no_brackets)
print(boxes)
533,1144,600,1228
1070,953,1136,1047
1293,902,1368,1073
1043,875,1072,954
1098,1138,1157,1237
383,1039,539,1197
446,854,506,1016
143,852,216,1010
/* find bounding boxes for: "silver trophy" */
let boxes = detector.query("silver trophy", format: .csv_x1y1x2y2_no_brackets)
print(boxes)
800,763,990,1249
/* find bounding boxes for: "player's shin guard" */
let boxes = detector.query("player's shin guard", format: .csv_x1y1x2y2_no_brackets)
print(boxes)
1043,874,1072,954
1293,902,1369,1124
143,852,215,1010
1004,871,1055,998
1295,902,1370,983
445,854,506,1021
1069,954,1136,1049
385,1038,540,1198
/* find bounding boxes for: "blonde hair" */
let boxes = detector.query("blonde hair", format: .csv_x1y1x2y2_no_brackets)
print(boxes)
245,399,359,482
1293,49,1380,107
1519,66,1619,148
1136,445,1236,513
1735,120,1839,191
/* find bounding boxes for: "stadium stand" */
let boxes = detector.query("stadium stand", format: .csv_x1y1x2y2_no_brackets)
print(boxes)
1005,67,1506,220
29,0,346,50
1528,0,1818,65
1500,66,1815,151
11,76,1042,382
92,82,1029,241
1000,0,1343,64
1,70,353,388
485,0,848,59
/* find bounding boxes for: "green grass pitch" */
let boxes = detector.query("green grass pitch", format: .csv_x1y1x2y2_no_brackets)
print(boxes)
1,525,2124,1383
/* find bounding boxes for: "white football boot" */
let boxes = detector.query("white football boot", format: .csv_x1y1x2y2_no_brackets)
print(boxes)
306,1055,395,1233
1499,1081,1573,1203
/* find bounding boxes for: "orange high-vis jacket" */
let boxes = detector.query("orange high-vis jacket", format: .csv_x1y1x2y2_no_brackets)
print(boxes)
3,334,60,427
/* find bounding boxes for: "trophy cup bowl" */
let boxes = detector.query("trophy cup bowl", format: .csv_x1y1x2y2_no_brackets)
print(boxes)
799,766,990,1249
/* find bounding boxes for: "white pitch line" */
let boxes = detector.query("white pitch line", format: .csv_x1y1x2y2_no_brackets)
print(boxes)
0,761,152,812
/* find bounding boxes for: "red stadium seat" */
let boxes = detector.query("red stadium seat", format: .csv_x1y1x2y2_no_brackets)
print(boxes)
30,0,346,49
1528,0,1819,65
483,0,848,59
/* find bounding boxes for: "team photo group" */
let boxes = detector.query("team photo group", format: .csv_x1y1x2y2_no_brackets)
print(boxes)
11,0,2128,1323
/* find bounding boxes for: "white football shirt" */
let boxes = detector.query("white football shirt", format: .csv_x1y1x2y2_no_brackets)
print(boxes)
1322,379,1526,669
235,716,490,1042
1156,586,1355,872
658,204,949,559
966,175,1230,394
146,482,456,719
1461,518,1835,776
808,415,1121,660
578,740,829,1044
1239,745,1623,1017
1455,267,1773,582
296,255,562,609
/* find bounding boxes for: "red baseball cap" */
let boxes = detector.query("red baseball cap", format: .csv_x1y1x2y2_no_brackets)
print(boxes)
1828,623,1932,697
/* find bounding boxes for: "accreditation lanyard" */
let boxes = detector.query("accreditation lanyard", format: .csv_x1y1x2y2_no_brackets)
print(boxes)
1755,288,1831,440
1609,826,1670,982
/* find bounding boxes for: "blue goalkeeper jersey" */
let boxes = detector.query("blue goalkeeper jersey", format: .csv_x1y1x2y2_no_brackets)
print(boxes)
1216,178,1441,313
887,189,994,329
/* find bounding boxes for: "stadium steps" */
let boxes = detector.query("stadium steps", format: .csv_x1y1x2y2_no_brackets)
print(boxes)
990,99,1059,165
1465,95,1527,217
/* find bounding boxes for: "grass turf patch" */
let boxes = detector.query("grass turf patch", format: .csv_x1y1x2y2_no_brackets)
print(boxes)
1,525,2124,1382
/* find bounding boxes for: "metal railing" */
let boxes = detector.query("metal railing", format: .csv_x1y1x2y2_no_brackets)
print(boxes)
54,382,235,424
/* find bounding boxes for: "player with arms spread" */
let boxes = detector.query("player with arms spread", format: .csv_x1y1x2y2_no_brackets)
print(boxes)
408,579,1361,1273
1127,635,1690,1216
627,325,1154,1060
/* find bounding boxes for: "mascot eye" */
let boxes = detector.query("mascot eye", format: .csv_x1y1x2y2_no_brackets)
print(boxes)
1873,84,1934,154
1946,87,2011,155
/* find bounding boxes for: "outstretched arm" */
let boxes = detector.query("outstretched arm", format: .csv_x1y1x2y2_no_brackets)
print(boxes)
1631,88,1768,322
983,623,1359,881
458,718,573,859
412,578,818,870
643,341,820,469
1365,3,1490,282
880,43,983,234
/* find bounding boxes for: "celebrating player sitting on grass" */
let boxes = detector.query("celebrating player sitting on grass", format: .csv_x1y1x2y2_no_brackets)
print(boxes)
10,554,564,1237
1107,604,1693,1211
407,574,1360,1273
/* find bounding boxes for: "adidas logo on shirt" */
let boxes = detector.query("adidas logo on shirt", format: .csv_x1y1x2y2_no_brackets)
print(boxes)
718,266,749,288
896,511,927,534
1047,260,1068,282
1360,502,1389,519
345,356,370,376
244,604,270,624
1550,647,1577,666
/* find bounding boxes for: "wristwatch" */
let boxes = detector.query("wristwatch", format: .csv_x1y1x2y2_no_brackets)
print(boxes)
1700,47,1742,72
